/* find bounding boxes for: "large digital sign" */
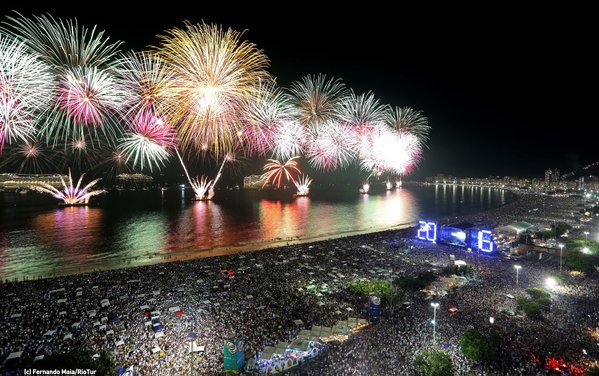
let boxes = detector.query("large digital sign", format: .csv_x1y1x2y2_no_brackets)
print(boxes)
417,221,437,242
477,230,494,252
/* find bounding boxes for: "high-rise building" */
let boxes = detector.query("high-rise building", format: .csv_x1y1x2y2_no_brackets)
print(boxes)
552,169,560,184
544,168,560,186
545,169,552,186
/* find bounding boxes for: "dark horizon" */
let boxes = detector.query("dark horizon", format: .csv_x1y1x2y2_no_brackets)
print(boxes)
1,4,595,179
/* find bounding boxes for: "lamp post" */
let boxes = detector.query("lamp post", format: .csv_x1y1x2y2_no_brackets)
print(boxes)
514,265,521,287
431,302,439,342
584,231,589,240
558,243,564,272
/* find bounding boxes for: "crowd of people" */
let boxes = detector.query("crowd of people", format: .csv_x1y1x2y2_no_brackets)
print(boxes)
1,193,597,375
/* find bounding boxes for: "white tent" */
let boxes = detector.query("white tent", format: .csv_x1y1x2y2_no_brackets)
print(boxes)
116,340,125,347
6,351,23,360
168,306,181,313
154,332,165,339
152,345,162,354
100,299,110,308
10,313,22,319
63,333,73,341
188,341,205,353
34,355,45,362
43,330,56,337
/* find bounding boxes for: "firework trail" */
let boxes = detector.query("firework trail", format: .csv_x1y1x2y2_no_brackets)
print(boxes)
260,156,302,188
287,74,348,126
33,169,105,205
0,35,55,152
155,21,270,157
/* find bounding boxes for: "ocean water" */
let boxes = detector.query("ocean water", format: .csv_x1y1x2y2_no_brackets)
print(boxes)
0,184,512,280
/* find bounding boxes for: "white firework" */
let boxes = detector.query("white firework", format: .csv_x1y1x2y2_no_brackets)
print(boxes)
304,120,357,171
0,35,55,151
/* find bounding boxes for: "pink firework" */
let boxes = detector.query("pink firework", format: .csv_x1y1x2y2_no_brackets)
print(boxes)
239,81,296,156
55,66,125,130
260,156,302,188
33,169,105,205
120,111,176,171
128,111,176,149
305,121,357,171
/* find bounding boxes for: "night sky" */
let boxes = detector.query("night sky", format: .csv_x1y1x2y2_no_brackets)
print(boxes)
1,4,595,179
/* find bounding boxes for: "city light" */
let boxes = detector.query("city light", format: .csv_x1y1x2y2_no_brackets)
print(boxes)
514,265,522,287
582,247,590,254
430,302,439,342
558,244,564,272
545,277,558,290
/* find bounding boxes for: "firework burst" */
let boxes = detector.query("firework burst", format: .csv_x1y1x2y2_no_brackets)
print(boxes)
155,21,270,156
385,106,431,146
239,80,296,156
0,141,61,173
0,35,55,152
116,51,173,121
260,156,302,188
287,74,348,126
54,66,126,129
360,125,421,175
2,12,122,68
338,91,387,129
2,13,125,145
119,112,175,172
33,169,105,205
305,121,357,171
190,176,214,200
271,120,306,160
294,174,312,196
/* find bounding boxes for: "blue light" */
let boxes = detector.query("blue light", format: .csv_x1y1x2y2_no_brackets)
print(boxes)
417,221,428,240
477,230,494,252
418,221,437,242
427,223,437,242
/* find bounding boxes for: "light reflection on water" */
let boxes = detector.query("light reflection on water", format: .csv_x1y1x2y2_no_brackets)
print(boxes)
0,185,511,280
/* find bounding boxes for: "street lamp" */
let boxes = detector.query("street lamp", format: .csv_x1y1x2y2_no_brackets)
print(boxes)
431,302,439,342
584,231,589,240
558,244,564,272
514,265,522,287
545,277,558,290
582,247,591,254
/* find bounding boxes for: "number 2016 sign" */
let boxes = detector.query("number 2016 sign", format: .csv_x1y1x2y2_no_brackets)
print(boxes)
417,221,437,242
